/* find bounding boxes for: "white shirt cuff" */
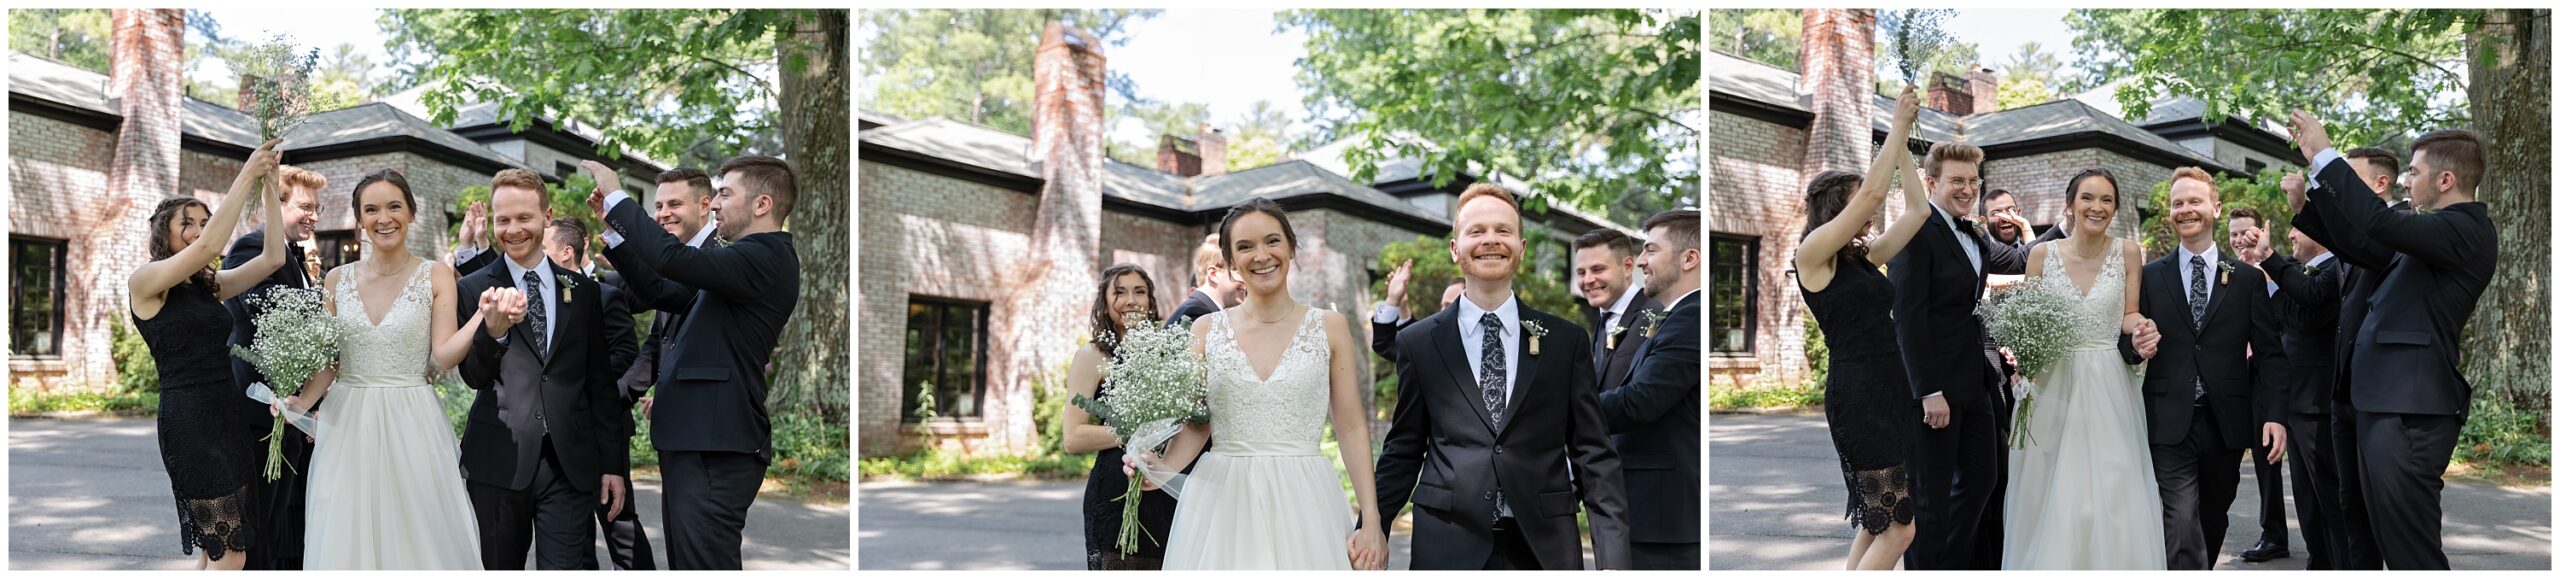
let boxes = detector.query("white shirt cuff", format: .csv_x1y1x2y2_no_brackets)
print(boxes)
1372,304,1403,324
600,191,634,249
2307,148,2344,190
455,245,482,264
1924,391,1942,399
602,229,624,249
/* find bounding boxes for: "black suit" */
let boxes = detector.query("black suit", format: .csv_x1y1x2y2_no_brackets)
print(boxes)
1165,289,1220,329
1593,292,1666,393
2291,158,2495,570
2115,248,2289,569
1886,206,2025,570
581,269,653,570
457,245,501,278
1598,292,1700,569
601,199,800,570
1372,315,1416,362
2299,200,2406,571
457,260,627,570
2262,252,2346,569
223,228,311,571
1374,299,1630,570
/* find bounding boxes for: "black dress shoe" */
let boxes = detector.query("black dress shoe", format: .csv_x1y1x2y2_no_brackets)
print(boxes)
2240,540,2291,563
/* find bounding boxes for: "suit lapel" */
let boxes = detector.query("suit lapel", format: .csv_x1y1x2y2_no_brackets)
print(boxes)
497,263,555,365
2148,259,2197,342
2201,253,2238,329
1504,310,1547,436
1432,313,1499,436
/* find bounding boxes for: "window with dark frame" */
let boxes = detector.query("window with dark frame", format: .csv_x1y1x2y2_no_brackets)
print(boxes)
903,298,988,423
315,230,363,272
1709,235,1758,355
10,236,68,358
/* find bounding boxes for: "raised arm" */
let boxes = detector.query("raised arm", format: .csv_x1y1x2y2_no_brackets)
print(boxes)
1867,138,1933,266
129,139,281,308
428,262,494,371
213,170,290,301
1061,346,1122,454
1324,312,1387,569
1370,321,1434,537
1800,86,1918,287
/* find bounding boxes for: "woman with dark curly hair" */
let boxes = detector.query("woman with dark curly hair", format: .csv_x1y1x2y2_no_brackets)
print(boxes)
1061,263,1180,569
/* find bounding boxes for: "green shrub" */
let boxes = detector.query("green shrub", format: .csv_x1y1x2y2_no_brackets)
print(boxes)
2455,393,2552,474
768,409,851,487
857,448,1093,481
8,388,158,416
1707,377,1825,411
112,317,159,394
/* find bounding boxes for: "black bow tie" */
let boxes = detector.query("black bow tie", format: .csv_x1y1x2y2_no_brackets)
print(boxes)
1954,216,1981,237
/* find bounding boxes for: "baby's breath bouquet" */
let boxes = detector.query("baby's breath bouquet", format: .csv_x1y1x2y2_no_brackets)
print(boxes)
1070,313,1209,555
228,286,340,480
1983,278,2094,449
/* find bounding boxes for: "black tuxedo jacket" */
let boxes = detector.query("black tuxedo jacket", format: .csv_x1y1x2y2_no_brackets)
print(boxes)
596,277,639,396
1599,291,1700,544
224,228,311,393
2261,253,2343,415
457,261,628,491
1166,289,1220,329
2114,250,2289,448
1371,315,1415,363
1374,300,1629,570
2290,160,2495,417
601,201,800,461
1886,206,2027,406
1594,291,1666,393
456,246,500,278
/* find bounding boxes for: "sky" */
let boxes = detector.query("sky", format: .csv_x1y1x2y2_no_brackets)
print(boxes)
188,8,395,86
1945,10,2082,84
1102,10,1312,146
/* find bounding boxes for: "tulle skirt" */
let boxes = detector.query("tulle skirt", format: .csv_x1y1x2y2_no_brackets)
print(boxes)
1161,442,1355,570
2003,347,2168,570
303,380,483,570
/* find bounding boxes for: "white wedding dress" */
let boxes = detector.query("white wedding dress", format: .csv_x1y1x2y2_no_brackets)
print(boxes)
1158,309,1354,570
2002,242,2168,570
304,261,483,569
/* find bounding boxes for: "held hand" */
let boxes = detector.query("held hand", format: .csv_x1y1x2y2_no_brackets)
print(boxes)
1121,453,1163,491
2262,422,2289,463
2288,109,2332,162
640,396,655,421
1348,526,1387,570
1920,396,1950,430
1893,85,1922,127
601,474,628,520
1384,259,1413,309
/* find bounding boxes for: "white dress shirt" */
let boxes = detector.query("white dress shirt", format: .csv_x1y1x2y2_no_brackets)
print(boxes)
1455,292,1522,407
499,255,559,351
2179,243,2221,310
1931,202,1983,273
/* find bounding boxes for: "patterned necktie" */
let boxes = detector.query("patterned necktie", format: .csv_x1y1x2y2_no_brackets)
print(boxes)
1593,311,1617,372
2187,255,2206,401
522,270,549,354
1479,312,1508,427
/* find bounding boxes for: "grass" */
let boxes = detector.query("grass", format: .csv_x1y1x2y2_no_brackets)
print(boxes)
859,449,1096,482
1708,381,1825,412
2451,395,2552,486
8,388,158,417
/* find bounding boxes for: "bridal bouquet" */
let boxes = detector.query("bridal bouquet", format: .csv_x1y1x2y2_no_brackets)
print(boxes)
1982,279,2092,449
228,286,340,481
1070,314,1210,556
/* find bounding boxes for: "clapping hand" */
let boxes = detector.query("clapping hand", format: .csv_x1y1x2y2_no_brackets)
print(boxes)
2288,109,2333,164
580,160,619,217
1347,526,1386,570
2280,172,2309,213
461,202,489,249
1383,259,1414,311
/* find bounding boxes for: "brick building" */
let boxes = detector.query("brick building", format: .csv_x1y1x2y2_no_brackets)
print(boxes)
1705,9,2300,390
858,22,1632,456
8,9,662,391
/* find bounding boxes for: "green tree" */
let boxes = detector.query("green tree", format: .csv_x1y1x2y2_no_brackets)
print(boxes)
1223,100,1297,172
1994,41,2064,110
1874,37,1981,98
1107,99,1210,167
1708,9,1801,70
2071,8,2548,425
385,9,852,422
9,8,113,72
860,9,1158,135
1283,9,1699,226
309,43,382,111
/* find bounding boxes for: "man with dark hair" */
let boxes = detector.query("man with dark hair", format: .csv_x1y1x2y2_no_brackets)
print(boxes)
2224,205,2295,564
2343,148,2401,204
1572,228,1662,393
1599,209,1703,569
587,155,802,570
543,217,649,569
2283,112,2495,570
1981,189,2024,246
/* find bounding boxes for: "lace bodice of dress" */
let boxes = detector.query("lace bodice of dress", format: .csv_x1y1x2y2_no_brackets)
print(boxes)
2038,241,2128,349
1202,309,1332,449
332,260,435,382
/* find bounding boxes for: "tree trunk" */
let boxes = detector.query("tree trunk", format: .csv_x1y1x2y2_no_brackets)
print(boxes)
769,8,851,420
2461,8,2550,408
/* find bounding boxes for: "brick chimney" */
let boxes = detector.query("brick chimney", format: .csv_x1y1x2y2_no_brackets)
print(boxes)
1197,124,1227,175
1967,64,1999,112
89,9,186,387
1154,134,1202,176
1797,9,1875,177
1927,71,1974,116
993,21,1108,452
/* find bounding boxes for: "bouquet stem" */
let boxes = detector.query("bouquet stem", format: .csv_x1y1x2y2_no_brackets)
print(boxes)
1117,473,1146,555
2009,394,2037,449
263,418,288,481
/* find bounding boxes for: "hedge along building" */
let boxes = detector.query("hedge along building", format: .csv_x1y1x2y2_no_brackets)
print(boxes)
1705,8,2301,391
7,9,663,392
857,22,1634,457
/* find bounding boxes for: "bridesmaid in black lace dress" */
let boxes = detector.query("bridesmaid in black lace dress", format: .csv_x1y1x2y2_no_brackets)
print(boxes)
1062,263,1180,569
1793,90,1933,570
125,140,289,570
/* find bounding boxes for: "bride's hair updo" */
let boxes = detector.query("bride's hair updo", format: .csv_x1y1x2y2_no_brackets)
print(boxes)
1088,263,1160,359
349,168,416,219
1216,197,1300,267
2066,168,2121,211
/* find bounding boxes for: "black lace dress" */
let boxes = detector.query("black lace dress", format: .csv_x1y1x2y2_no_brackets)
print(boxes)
1800,257,1915,535
1080,381,1180,570
136,279,263,559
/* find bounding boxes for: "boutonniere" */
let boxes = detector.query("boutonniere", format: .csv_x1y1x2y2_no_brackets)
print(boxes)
1643,309,1670,338
2302,262,2323,276
2216,260,2236,286
555,274,579,303
1605,322,1629,350
1522,320,1550,356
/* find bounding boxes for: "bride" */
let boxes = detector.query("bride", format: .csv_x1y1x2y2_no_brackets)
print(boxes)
2002,168,2168,569
1131,198,1388,570
277,169,522,569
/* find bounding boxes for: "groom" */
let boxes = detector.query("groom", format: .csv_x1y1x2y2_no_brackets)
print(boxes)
1886,143,2028,570
2284,112,2496,570
456,169,631,570
2117,168,2290,570
591,157,802,570
1374,183,1630,570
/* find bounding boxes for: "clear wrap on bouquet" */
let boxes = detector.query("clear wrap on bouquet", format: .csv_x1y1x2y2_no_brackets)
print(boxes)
1070,314,1210,555
228,286,341,480
1982,279,2096,449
